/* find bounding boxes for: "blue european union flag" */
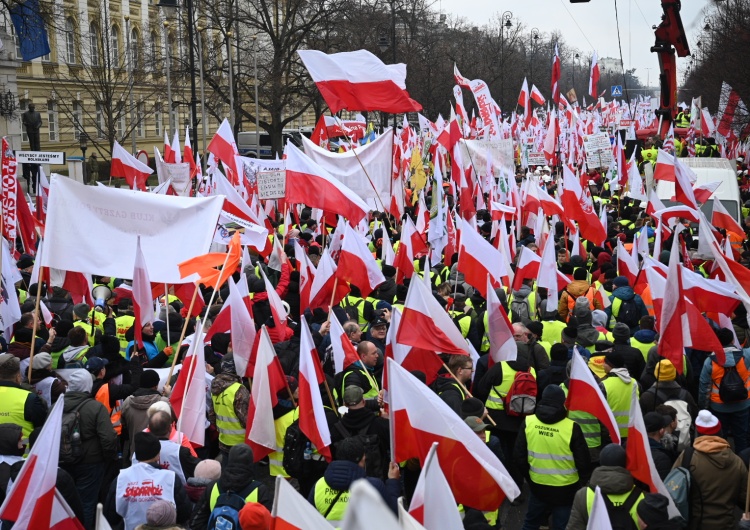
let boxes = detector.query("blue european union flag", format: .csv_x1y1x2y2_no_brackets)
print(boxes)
10,0,50,62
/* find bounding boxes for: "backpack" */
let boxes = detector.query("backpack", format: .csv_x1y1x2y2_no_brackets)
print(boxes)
648,388,693,451
614,298,639,328
341,298,363,323
333,423,384,480
664,446,697,525
566,287,595,320
597,486,642,530
510,294,531,323
718,363,748,403
207,482,261,530
503,369,537,417
59,400,88,465
282,419,310,479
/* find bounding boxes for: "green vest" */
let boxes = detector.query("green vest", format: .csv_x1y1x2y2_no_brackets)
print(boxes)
212,382,245,448
585,486,643,527
449,310,471,339
115,315,135,357
340,367,379,401
525,415,579,486
630,337,654,362
341,296,367,326
0,385,34,444
208,482,259,511
313,477,350,523
508,291,537,321
485,364,536,411
602,375,637,438
561,383,602,449
73,320,99,347
270,408,298,477
541,320,567,347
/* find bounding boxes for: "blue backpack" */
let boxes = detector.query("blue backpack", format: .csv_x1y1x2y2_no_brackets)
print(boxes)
207,481,261,530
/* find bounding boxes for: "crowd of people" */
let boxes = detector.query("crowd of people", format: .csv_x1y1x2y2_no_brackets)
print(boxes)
3,154,750,530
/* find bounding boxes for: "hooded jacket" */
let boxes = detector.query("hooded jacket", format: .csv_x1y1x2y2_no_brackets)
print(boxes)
121,389,170,459
573,307,604,348
673,436,748,530
61,391,119,465
306,459,400,513
189,444,273,528
604,287,648,331
567,465,640,529
559,280,600,321
475,349,534,432
340,406,391,471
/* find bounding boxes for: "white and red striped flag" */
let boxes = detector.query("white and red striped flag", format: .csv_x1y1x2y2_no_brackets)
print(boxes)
298,318,332,461
337,223,386,298
184,127,198,178
712,196,744,236
111,141,152,191
173,318,206,445
163,130,175,163
588,51,599,99
132,236,153,350
170,129,182,164
457,218,507,297
551,43,561,105
408,442,463,529
486,275,517,365
206,119,240,183
270,475,333,530
308,247,348,311
530,84,546,106
227,277,256,378
657,227,690,374
329,315,361,374
260,266,288,327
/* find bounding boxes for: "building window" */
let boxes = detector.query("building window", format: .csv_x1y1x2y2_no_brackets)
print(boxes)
89,23,100,67
154,102,161,137
130,28,139,70
19,100,28,142
137,102,144,137
47,100,58,142
115,103,125,140
65,18,77,64
96,102,105,138
111,26,120,67
72,101,82,139
149,31,158,72
13,26,22,60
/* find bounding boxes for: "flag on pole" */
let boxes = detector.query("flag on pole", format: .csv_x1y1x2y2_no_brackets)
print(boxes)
132,236,153,350
407,442,464,529
589,51,600,99
486,275,517,365
110,141,153,191
173,318,206,445
270,475,333,529
298,319,332,461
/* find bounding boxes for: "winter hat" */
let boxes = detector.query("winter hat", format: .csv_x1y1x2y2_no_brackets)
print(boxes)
636,493,670,526
73,303,91,320
541,384,565,404
526,321,543,338
140,370,161,389
145,499,177,526
644,412,671,433
695,410,722,436
594,340,614,352
220,353,236,375
561,326,578,344
599,443,627,467
31,352,52,370
239,502,272,530
211,333,231,355
654,359,677,382
613,276,629,288
591,310,608,328
573,300,592,321
603,350,625,369
550,343,569,362
612,323,631,341
134,432,161,462
16,255,33,269
66,369,93,393
460,397,485,419
194,459,222,482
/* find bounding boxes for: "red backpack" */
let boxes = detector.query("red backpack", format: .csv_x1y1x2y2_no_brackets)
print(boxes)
504,370,538,416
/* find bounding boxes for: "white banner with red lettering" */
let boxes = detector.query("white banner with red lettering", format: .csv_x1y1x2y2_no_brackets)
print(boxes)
1,138,17,243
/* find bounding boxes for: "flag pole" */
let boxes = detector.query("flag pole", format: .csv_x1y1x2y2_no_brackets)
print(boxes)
164,284,170,344
166,287,199,383
177,317,202,424
326,277,339,323
441,361,497,427
26,244,44,383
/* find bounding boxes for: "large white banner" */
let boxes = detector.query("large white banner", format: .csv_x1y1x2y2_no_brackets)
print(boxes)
42,175,224,283
459,138,515,176
301,128,393,205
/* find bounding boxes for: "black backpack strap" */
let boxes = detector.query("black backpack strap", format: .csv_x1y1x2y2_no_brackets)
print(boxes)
238,480,262,500
333,422,351,440
682,445,694,470
620,486,643,513
322,488,345,518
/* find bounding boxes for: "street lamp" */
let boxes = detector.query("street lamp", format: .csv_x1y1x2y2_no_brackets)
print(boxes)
79,131,89,185
500,11,513,112
530,28,539,84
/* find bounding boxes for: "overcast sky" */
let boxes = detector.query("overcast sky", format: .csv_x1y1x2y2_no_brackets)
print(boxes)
438,0,711,86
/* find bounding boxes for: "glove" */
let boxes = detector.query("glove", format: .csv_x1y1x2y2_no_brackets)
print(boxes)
163,346,174,357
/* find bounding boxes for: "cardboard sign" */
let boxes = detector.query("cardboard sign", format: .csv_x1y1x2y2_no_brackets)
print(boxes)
583,132,613,168
257,170,286,199
527,152,547,166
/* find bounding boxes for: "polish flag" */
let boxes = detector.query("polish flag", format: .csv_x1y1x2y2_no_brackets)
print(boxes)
536,227,560,313
110,141,152,191
616,239,639,286
408,442,464,528
709,241,750,325
565,349,621,444
270,475,334,530
657,229,689,374
682,267,741,315
518,78,531,127
294,241,316,311
329,316,361,374
701,107,716,137
717,81,747,137
486,275,517,365
213,173,268,251
284,142,369,225
170,129,182,164
512,246,541,291
388,359,520,510
550,44,561,105
393,217,421,282
674,157,698,209
530,84,546,106
712,196,744,236
173,318,206,445
457,218,507,297
653,205,700,227
163,131,175,163
227,277,256,378
625,386,681,518
646,188,666,217
132,237,153,350
396,276,470,356
308,248,348,310
400,499,428,530
589,51,600,99
297,49,422,114
259,266,287,326
587,486,613,530
342,480,401,529
337,224,386,298
692,181,721,205
184,127,198,178
560,165,605,245
490,201,516,221
246,326,288,461
652,149,675,182
0,397,84,530
298,319,332,461
207,119,240,183
542,109,558,165
528,183,574,231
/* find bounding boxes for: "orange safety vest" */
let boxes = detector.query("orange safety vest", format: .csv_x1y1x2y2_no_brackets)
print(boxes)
728,232,744,260
95,382,123,435
640,285,654,317
710,358,750,404
566,286,596,320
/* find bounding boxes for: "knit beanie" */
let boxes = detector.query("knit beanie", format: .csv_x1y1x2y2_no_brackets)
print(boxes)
695,410,722,436
636,493,670,526
239,502,272,530
134,432,161,462
612,323,631,342
145,499,176,526
654,359,677,382
194,459,222,482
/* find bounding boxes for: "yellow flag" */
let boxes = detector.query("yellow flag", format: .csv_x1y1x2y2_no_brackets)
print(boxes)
410,147,426,201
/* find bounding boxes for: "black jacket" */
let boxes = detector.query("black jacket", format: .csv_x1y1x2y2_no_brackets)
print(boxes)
475,351,534,433
648,437,674,480
536,361,568,397
432,376,466,416
61,391,118,466
339,407,391,470
612,341,646,381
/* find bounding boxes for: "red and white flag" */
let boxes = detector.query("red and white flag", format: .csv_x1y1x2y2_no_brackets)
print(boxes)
184,127,198,178
298,319,332,461
337,224,386,298
308,247,348,310
518,78,531,127
717,81,748,137
170,129,182,164
616,239,639,286
207,119,240,183
561,165,606,245
294,240,316,311
457,218,507,297
396,276,470,355
297,49,422,114
512,246,541,291
342,479,401,529
260,266,288,327
271,475,333,530
163,130,175,163
692,181,720,205
486,275,517,365
551,44,561,105
285,142,369,225
0,397,84,529
173,318,206,445
712,196,744,236
565,349,621,444
530,84,546,106
673,157,698,209
227,277,256,378
132,236,153,350
625,386,681,518
589,51,600,99
383,308,444,392
657,228,689,374
329,315,361,374
388,359,520,511
392,217,421,282
110,141,152,191
652,149,675,182
536,227,560,313
408,442,463,528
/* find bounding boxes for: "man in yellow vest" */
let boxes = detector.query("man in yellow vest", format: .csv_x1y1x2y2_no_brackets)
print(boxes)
269,377,299,478
336,341,381,406
309,437,400,525
0,353,46,446
210,363,249,463
602,351,639,442
513,385,591,530
566,444,644,529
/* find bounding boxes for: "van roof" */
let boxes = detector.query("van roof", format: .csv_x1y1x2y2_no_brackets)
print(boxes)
656,157,739,202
